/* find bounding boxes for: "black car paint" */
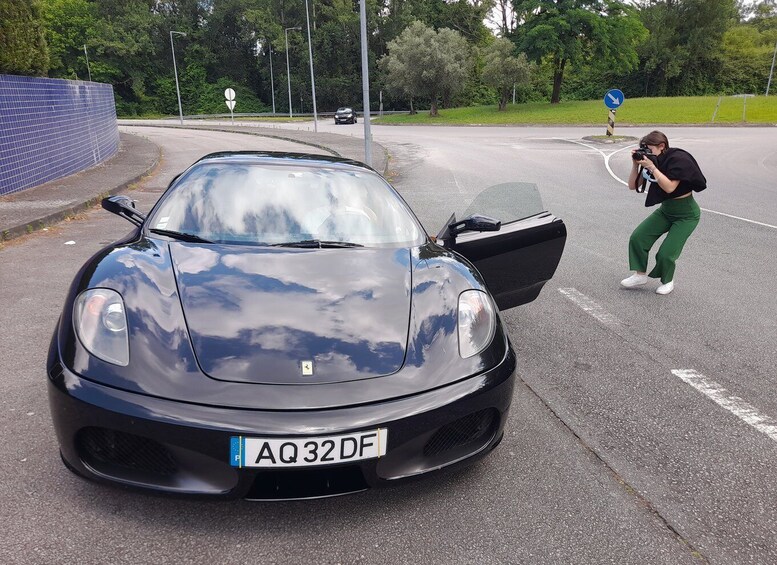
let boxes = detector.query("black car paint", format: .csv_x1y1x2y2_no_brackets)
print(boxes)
47,151,565,498
48,343,515,497
55,236,508,409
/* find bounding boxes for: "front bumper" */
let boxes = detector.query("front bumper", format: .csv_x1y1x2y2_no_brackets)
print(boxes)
47,349,516,500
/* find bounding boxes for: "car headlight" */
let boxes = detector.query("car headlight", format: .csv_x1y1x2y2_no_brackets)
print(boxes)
74,289,129,366
457,290,496,358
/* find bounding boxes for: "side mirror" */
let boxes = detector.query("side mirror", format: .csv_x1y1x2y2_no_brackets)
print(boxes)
448,214,501,238
102,195,146,227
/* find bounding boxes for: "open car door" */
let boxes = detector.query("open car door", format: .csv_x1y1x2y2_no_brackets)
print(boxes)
437,182,566,310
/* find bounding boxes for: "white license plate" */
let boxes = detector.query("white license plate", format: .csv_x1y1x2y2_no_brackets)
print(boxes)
230,429,388,468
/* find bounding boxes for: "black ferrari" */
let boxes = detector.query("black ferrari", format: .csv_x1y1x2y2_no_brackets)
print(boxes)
47,152,565,499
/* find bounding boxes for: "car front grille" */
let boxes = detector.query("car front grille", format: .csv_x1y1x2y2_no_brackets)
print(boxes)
77,427,178,476
423,409,498,457
245,465,368,500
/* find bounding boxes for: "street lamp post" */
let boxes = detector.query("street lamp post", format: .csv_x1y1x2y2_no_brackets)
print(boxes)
285,27,301,118
83,44,92,82
268,43,276,115
767,40,777,96
303,0,318,132
170,31,187,125
358,0,372,166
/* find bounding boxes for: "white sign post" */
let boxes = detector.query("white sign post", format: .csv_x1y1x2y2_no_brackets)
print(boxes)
224,88,236,125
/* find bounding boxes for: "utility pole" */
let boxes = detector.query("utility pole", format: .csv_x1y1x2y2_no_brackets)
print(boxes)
359,0,372,166
170,31,187,125
285,27,301,118
767,40,777,96
268,43,276,114
83,45,92,82
304,0,319,132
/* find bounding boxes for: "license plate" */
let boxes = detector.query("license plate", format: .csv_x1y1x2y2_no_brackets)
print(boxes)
230,429,388,468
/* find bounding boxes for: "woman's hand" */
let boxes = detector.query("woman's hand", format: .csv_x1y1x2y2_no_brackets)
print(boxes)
630,149,641,168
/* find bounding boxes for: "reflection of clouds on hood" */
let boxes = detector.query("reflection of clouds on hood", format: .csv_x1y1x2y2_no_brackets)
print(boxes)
221,249,391,300
170,244,412,382
175,246,220,274
177,267,406,343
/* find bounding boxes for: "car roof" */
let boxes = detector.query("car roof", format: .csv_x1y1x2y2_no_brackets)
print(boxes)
193,151,373,172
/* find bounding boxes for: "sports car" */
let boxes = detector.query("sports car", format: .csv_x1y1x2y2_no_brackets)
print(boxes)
47,151,566,500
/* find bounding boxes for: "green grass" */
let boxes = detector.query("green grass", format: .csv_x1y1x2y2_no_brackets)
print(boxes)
374,96,777,125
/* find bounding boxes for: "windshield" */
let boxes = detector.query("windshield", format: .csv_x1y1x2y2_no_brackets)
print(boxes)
147,162,424,247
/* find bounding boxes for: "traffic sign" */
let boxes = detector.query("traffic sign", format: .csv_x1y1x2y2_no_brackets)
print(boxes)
604,89,624,110
224,88,236,124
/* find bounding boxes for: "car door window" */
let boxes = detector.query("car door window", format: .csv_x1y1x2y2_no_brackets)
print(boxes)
460,182,545,225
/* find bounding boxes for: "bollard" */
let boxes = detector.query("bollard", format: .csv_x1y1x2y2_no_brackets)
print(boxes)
606,109,616,136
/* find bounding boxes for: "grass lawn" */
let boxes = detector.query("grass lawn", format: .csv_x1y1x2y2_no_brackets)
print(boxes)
373,96,777,125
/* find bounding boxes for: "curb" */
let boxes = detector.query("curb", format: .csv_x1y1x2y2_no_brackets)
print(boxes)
1,139,161,244
117,122,391,176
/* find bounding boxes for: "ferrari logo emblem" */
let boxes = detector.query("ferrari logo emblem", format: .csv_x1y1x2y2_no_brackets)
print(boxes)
301,360,314,376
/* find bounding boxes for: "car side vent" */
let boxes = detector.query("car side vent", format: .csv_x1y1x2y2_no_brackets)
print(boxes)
423,409,497,457
77,427,178,477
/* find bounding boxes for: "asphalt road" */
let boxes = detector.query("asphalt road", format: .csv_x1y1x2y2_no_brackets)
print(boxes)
1,123,775,564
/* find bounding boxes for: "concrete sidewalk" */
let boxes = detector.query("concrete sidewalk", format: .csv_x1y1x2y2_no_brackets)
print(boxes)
0,132,160,243
0,122,388,244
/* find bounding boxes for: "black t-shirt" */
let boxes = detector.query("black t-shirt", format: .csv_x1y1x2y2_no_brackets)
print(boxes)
644,148,707,207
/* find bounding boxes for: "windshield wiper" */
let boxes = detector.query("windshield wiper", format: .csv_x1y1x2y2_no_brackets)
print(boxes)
149,228,213,244
272,239,363,248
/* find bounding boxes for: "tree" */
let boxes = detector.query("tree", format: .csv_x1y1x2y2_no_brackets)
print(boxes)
40,0,98,80
0,0,49,75
379,21,471,116
512,0,646,103
481,38,531,110
635,0,738,96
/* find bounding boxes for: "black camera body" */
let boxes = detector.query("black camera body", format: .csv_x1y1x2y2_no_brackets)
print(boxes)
632,144,656,163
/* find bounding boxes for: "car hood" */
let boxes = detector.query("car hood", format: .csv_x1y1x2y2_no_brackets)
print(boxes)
170,243,412,385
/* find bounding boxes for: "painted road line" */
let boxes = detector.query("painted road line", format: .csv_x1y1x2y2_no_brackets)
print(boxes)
554,137,777,230
559,288,623,329
553,138,632,186
672,369,777,443
697,208,777,230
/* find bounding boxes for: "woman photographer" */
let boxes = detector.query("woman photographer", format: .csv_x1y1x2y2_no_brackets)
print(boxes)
621,131,706,295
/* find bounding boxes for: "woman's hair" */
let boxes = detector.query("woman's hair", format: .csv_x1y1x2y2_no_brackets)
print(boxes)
640,130,669,149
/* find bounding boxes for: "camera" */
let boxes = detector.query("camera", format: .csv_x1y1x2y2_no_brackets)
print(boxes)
632,144,655,162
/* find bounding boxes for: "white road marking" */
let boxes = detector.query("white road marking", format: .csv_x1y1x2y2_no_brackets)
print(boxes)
554,137,777,231
558,288,623,328
672,369,777,443
553,137,631,186
697,209,777,230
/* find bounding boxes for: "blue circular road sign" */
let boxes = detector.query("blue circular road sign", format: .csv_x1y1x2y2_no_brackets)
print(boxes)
604,89,625,110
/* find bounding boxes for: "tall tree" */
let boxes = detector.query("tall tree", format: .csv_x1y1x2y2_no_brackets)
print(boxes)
512,0,646,103
379,21,471,116
40,0,98,80
481,37,531,110
635,0,738,95
0,0,49,75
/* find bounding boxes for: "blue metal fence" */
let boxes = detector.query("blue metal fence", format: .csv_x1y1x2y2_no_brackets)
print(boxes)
0,75,119,196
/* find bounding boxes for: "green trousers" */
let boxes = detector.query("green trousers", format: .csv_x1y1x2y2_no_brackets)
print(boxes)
628,196,700,284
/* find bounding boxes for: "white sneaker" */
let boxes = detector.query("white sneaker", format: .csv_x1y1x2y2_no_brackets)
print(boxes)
656,281,674,295
620,273,649,288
